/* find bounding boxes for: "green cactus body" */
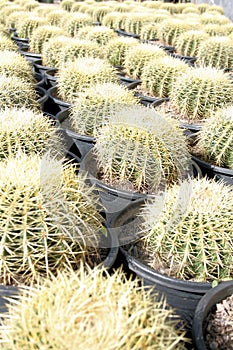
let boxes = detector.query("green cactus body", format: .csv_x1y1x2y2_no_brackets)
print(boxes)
170,66,233,121
196,36,233,70
17,16,46,39
102,12,128,30
29,25,65,54
105,36,139,67
141,56,189,98
143,177,233,282
200,13,230,25
0,267,187,350
94,105,190,193
76,25,117,46
140,23,160,41
61,12,93,37
197,106,233,169
69,82,139,136
46,9,69,26
175,30,209,57
157,18,196,46
0,154,104,284
124,43,166,79
61,0,75,11
197,3,210,13
0,35,17,51
124,13,154,35
5,11,28,31
42,36,73,68
207,5,224,15
0,50,35,84
0,74,39,110
57,57,118,103
203,23,229,36
92,5,112,23
182,6,200,15
0,107,62,159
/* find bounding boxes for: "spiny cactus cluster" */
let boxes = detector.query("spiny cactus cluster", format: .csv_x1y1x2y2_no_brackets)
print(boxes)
141,55,189,98
94,105,191,193
46,9,68,26
0,266,188,350
17,16,46,39
0,154,104,285
105,36,139,67
69,82,139,136
200,13,230,25
142,177,233,282
42,35,73,68
61,12,93,37
57,57,118,103
175,30,209,57
170,66,233,121
102,11,128,30
140,23,160,41
0,107,62,159
124,43,167,79
76,25,117,46
196,36,233,70
123,13,154,36
0,34,18,51
157,18,196,46
29,25,64,54
196,106,233,169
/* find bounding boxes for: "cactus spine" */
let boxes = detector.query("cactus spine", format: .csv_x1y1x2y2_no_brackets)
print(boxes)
76,25,117,46
29,25,64,54
105,36,139,67
175,30,209,57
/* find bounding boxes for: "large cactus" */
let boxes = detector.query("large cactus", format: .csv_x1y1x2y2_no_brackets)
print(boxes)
105,36,139,67
60,12,93,37
142,177,233,282
157,18,196,46
29,25,64,54
17,16,46,39
42,35,73,68
175,30,209,57
76,25,117,46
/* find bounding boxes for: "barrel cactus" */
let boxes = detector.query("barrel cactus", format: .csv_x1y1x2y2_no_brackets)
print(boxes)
105,36,139,67
76,25,117,46
124,13,155,35
102,11,128,30
57,57,118,103
140,23,161,41
46,9,69,26
142,177,233,282
141,56,189,98
61,12,93,37
170,66,233,121
196,36,233,70
69,82,139,136
0,35,18,51
0,266,187,350
175,30,209,57
0,154,104,285
0,107,62,159
17,16,46,39
42,35,73,68
124,43,167,79
200,13,230,25
60,0,75,11
94,105,191,193
196,106,233,169
29,25,64,54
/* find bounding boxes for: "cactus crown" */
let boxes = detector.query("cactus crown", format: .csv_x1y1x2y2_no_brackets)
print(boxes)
0,107,62,159
141,55,189,98
0,74,39,110
203,23,228,36
29,25,65,54
0,154,104,285
196,36,233,70
175,30,209,57
61,12,93,37
105,36,139,67
91,5,112,23
42,35,73,68
69,82,139,136
46,9,69,26
0,266,187,350
170,66,233,121
57,57,118,103
0,50,35,84
124,43,166,79
17,16,46,39
76,25,117,46
94,105,191,193
197,106,233,169
142,177,233,282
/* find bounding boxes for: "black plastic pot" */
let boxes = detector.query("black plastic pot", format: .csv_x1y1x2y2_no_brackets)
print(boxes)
114,29,140,39
47,85,72,113
118,76,142,90
11,34,29,48
44,68,58,88
192,280,233,350
19,46,42,64
33,59,56,80
170,53,197,66
36,85,48,111
0,285,18,314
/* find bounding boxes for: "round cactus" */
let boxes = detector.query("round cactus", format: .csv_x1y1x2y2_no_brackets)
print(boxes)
105,36,139,67
206,5,224,15
140,23,160,41
0,107,62,160
5,10,28,31
94,105,191,193
196,106,233,169
197,3,210,13
42,35,73,68
60,0,75,11
0,35,18,51
170,66,233,121
46,9,68,26
61,12,93,37
0,154,104,285
175,30,209,57
0,266,187,350
124,13,155,35
29,25,64,54
17,16,46,39
203,23,229,36
91,5,112,23
57,57,118,103
76,25,117,46
142,177,233,282
0,50,35,84
157,18,197,46
0,74,40,110
141,56,189,98
200,13,230,25
102,11,128,30
0,4,24,25
69,82,139,136
196,36,233,70
23,1,39,12
124,43,167,79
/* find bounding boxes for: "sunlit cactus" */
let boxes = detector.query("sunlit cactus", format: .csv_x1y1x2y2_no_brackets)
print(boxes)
76,25,117,46
17,16,46,39
0,35,18,51
157,18,197,46
61,12,93,37
124,13,155,35
60,0,75,11
29,25,64,54
200,13,230,25
175,30,209,57
140,23,160,41
102,11,128,30
105,36,139,67
46,9,69,26
42,35,73,68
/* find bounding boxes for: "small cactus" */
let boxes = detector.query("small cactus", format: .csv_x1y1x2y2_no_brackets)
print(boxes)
76,25,117,46
157,18,197,46
42,35,73,68
142,177,233,282
0,154,104,285
91,5,112,23
17,16,46,39
60,0,75,11
203,23,229,36
124,13,155,35
140,23,160,41
29,25,64,54
102,11,128,30
124,43,166,79
141,55,189,98
0,266,188,350
0,107,62,159
61,12,93,37
170,66,233,121
105,36,139,67
196,106,233,169
46,9,69,26
57,57,118,103
200,13,230,25
0,35,18,51
175,30,209,57
94,105,191,193
69,82,139,136
196,36,233,70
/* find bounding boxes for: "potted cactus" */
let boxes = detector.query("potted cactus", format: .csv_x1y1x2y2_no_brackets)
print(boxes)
29,25,64,55
60,12,93,37
0,266,188,349
104,36,139,68
175,30,209,58
76,25,117,46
